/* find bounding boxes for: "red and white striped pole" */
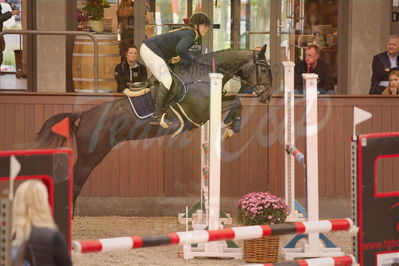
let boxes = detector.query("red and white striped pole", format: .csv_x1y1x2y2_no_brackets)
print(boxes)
285,144,305,167
73,219,357,254
241,255,357,266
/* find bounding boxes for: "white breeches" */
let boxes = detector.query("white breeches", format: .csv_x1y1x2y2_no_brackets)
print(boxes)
140,43,172,90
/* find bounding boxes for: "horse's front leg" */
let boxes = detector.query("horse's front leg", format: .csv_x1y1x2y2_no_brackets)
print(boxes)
222,96,242,133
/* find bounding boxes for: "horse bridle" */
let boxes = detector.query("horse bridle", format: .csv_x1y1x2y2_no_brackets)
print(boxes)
252,51,272,97
188,52,271,97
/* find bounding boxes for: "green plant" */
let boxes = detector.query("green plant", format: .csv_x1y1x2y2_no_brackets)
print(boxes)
236,192,289,226
82,0,110,21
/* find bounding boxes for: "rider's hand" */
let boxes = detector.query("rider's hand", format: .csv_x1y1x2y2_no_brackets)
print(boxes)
12,9,19,16
169,56,181,64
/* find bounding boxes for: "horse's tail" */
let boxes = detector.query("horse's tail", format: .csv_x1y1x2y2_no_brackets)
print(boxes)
31,112,82,149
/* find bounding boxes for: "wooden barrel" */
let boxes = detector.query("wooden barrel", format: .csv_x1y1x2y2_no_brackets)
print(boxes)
72,34,120,92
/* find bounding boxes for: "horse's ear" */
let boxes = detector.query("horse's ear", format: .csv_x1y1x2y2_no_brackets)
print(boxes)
258,44,267,60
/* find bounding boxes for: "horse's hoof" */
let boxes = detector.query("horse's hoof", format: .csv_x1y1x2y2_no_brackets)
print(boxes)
232,117,241,132
232,125,241,133
223,128,234,139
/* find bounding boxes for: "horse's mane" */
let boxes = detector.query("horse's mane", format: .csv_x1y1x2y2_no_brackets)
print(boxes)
196,48,253,63
173,48,262,84
186,49,254,79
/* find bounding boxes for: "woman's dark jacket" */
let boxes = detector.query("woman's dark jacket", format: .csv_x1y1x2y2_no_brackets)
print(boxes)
25,226,72,266
114,61,147,92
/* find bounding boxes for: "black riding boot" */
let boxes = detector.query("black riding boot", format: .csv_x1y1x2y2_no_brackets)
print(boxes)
147,75,159,89
151,83,171,126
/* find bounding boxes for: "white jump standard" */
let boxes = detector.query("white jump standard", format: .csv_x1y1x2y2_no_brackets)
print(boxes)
182,72,241,259
281,62,347,260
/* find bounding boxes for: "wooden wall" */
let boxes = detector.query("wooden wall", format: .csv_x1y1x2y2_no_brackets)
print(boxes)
0,93,398,200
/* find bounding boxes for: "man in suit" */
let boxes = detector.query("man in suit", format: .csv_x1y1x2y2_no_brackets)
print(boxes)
0,3,19,72
370,34,399,94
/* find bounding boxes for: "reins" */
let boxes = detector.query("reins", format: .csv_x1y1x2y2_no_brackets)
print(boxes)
190,51,271,89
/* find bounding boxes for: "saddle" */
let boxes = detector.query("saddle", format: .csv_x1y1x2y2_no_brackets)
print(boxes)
124,74,186,119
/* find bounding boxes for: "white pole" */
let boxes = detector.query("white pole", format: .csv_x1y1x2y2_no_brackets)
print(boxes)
282,61,302,222
302,73,320,253
283,71,344,260
208,73,223,232
201,122,209,213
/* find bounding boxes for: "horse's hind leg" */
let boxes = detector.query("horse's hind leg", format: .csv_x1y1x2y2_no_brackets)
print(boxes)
72,146,113,212
72,158,94,209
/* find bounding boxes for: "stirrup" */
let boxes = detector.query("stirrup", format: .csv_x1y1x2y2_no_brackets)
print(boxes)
150,115,162,125
151,113,172,128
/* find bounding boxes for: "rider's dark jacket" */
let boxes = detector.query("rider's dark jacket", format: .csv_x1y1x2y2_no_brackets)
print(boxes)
143,28,198,65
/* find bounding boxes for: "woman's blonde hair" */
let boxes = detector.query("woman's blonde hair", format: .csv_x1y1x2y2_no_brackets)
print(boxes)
12,180,56,244
389,70,399,81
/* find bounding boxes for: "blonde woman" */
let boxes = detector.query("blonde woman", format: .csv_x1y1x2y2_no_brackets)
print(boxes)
12,180,72,266
383,70,399,95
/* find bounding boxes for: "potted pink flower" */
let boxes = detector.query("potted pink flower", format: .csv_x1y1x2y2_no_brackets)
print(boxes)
236,191,289,226
236,192,289,263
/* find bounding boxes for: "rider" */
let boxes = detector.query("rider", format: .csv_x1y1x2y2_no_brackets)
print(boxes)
140,12,211,126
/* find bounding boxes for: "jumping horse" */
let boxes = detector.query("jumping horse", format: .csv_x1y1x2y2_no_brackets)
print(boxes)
33,45,273,207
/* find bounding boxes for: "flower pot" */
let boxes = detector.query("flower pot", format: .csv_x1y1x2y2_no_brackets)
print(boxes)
88,19,104,33
243,235,279,263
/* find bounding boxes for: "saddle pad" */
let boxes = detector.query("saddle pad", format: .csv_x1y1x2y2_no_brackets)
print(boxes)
127,93,154,119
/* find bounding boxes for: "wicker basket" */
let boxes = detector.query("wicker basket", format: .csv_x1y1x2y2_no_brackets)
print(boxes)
243,235,279,263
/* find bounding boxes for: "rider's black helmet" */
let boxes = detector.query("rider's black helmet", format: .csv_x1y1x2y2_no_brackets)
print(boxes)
189,12,211,26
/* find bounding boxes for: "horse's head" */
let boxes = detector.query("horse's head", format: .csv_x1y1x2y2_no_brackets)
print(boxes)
238,45,273,103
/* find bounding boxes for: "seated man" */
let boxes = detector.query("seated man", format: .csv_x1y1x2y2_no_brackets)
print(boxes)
369,34,399,94
294,44,335,94
115,45,147,92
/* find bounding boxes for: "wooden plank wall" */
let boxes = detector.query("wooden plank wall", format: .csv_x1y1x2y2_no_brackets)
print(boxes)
1,93,398,199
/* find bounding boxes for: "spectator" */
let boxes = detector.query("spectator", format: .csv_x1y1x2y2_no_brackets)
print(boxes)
0,3,19,73
294,44,335,94
12,180,72,266
382,70,399,95
370,34,399,94
114,45,148,93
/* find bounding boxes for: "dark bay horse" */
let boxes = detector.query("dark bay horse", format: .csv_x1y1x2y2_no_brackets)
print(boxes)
34,46,273,207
